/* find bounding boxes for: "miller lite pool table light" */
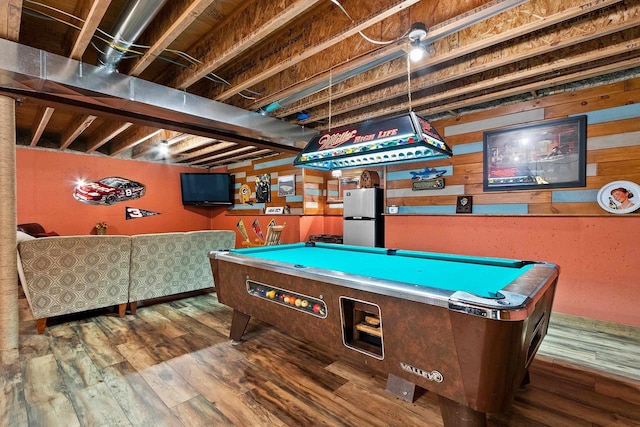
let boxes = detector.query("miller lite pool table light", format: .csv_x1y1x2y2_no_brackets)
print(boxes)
293,112,452,170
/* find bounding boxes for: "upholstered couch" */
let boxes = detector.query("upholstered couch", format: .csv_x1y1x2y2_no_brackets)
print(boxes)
17,230,236,333
128,230,236,314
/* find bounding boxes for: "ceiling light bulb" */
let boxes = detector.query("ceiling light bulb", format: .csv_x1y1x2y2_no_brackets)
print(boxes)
409,41,427,62
157,143,170,157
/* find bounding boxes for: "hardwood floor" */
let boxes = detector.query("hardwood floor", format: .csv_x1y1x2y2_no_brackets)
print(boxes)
3,292,639,427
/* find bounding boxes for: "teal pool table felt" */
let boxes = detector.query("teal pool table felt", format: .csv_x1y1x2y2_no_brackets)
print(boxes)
234,243,533,297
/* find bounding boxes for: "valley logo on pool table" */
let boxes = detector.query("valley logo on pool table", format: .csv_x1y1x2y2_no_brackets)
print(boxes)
400,362,444,383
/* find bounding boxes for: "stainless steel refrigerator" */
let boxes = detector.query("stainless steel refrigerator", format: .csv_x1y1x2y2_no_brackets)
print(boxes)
343,188,384,247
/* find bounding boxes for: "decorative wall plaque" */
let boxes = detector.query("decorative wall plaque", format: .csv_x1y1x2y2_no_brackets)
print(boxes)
411,177,445,191
456,196,473,214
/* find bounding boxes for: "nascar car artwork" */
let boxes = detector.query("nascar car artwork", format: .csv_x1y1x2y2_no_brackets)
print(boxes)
73,176,146,205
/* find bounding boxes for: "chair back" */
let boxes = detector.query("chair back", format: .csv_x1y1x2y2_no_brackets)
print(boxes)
242,223,285,247
263,225,285,246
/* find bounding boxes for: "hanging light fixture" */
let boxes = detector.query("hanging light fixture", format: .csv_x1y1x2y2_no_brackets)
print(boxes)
407,22,428,62
293,22,451,171
293,112,452,171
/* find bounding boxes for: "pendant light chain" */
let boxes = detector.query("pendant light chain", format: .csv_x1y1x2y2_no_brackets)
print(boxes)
328,68,333,131
407,53,412,112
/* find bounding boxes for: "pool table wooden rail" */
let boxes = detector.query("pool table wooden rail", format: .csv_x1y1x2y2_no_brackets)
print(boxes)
210,247,558,321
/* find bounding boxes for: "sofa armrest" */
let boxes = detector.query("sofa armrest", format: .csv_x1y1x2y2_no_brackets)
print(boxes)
18,236,131,320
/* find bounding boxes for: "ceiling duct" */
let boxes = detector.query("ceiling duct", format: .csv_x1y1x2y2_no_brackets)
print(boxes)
0,39,312,151
98,0,169,71
293,112,452,170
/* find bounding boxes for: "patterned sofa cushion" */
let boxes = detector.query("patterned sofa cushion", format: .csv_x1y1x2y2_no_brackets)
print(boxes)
18,236,131,320
129,230,235,302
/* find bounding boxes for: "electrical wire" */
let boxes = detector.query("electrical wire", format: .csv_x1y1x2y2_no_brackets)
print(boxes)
25,0,83,24
330,0,400,46
24,0,257,98
328,69,333,131
25,0,402,104
406,53,412,112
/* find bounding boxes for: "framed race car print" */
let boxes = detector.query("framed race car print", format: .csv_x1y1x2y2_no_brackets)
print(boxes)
74,176,146,205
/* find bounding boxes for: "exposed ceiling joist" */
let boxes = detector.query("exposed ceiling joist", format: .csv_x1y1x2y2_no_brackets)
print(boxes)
5,0,640,169
67,0,111,60
60,114,96,149
126,0,217,77
30,106,54,146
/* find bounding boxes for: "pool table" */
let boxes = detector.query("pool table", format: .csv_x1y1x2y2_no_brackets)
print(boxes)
208,242,559,427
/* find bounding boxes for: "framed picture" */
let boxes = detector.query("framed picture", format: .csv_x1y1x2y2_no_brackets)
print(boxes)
255,173,271,202
278,175,296,196
483,116,587,191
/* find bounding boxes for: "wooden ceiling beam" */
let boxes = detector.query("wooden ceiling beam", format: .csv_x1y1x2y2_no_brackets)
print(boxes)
0,0,23,41
197,149,274,167
170,135,218,154
206,0,419,102
293,0,626,123
187,145,256,165
167,0,324,90
86,122,133,153
29,106,54,146
126,0,217,77
131,130,184,158
245,42,403,112
253,0,562,113
418,57,640,119
304,0,640,128
60,114,97,149
173,141,237,162
324,32,640,129
67,0,112,60
109,126,164,156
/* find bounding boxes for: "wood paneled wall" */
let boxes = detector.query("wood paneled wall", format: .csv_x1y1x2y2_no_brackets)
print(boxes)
226,77,640,218
386,77,640,216
227,154,306,215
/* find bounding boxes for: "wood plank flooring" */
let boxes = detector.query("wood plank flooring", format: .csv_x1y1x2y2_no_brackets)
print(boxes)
2,292,640,427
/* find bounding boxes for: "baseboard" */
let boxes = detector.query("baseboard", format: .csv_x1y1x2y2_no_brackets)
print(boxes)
549,312,640,340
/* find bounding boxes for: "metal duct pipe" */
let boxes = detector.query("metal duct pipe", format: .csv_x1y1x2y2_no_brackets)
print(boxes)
99,0,169,71
0,39,313,152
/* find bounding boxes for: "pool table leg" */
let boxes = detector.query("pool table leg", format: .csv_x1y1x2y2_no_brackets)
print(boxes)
385,373,417,402
230,309,251,342
519,369,531,389
438,395,486,427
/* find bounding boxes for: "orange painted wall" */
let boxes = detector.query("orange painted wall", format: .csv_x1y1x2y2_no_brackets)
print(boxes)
209,213,345,247
385,215,640,327
16,147,224,235
210,213,299,247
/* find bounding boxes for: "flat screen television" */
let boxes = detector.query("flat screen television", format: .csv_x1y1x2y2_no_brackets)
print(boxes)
180,173,235,206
